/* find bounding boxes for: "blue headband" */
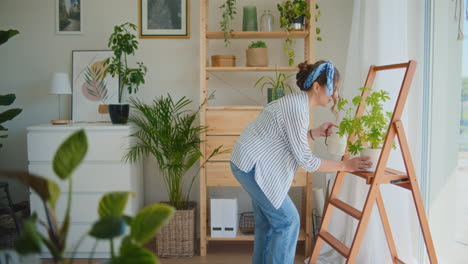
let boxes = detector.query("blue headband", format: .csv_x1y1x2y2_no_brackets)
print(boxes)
303,60,335,96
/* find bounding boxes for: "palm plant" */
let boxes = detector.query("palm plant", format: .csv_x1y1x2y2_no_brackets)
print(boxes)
125,94,222,210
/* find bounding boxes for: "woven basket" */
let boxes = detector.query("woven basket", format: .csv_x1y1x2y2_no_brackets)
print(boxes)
155,202,195,258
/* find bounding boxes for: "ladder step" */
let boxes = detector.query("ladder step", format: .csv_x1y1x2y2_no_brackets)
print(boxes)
395,257,407,264
318,231,350,258
329,199,362,220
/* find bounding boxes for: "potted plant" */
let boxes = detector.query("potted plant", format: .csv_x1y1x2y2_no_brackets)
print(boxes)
220,0,237,47
246,40,268,67
337,87,393,171
1,130,174,264
104,22,147,125
254,70,294,103
277,0,322,66
124,94,222,257
0,29,22,148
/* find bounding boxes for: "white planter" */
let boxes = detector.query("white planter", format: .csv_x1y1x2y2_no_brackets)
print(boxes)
327,133,347,157
360,148,382,172
0,250,41,264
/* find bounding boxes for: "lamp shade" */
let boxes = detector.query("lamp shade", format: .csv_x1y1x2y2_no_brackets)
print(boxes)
49,72,71,95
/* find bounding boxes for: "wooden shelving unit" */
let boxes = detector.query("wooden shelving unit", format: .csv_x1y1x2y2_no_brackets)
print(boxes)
199,0,317,256
206,31,309,39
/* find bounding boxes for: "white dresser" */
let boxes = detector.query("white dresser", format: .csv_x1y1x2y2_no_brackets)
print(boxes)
27,123,143,258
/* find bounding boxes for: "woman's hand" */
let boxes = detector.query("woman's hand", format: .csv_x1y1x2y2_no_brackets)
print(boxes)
313,122,337,138
343,156,373,172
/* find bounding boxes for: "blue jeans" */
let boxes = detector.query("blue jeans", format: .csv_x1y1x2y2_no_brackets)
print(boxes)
230,162,300,264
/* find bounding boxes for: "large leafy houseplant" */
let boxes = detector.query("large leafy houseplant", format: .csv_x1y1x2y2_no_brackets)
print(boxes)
0,29,22,148
104,22,147,124
254,70,294,103
1,130,174,264
125,94,222,210
277,0,322,66
337,87,393,155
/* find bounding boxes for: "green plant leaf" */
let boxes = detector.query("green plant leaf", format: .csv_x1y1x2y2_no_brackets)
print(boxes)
117,241,158,264
0,171,60,208
14,216,42,255
0,94,16,106
53,129,88,180
130,203,174,244
89,215,126,239
98,192,133,218
0,29,19,46
0,108,22,124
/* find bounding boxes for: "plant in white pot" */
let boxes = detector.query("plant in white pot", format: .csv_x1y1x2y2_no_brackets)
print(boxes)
104,22,147,124
337,87,393,171
246,40,268,67
124,94,222,257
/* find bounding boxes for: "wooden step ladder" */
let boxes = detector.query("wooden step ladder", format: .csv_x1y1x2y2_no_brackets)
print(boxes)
308,60,438,264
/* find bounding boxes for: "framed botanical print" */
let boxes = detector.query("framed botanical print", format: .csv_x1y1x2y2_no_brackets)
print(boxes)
56,0,82,34
139,0,190,38
72,50,119,122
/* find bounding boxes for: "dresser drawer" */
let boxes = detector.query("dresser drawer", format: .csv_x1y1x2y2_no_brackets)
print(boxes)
28,163,134,192
27,130,131,162
30,192,137,224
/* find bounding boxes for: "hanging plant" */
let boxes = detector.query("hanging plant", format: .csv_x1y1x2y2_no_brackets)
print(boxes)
220,0,237,47
277,0,322,66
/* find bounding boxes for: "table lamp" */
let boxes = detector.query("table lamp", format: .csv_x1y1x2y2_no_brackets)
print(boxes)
49,72,72,125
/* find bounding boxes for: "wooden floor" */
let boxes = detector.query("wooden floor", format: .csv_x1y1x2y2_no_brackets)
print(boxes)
43,242,307,264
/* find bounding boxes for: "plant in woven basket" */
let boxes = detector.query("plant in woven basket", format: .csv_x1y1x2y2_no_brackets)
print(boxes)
1,130,174,264
125,94,223,210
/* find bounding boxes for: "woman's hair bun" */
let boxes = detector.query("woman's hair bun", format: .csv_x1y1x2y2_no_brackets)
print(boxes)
296,61,309,81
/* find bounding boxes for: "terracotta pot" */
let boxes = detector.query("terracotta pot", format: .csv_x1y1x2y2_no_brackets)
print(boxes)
246,47,268,67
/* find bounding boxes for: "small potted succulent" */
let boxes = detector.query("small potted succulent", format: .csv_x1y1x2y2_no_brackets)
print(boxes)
337,87,393,171
254,70,294,103
246,40,268,67
104,22,147,124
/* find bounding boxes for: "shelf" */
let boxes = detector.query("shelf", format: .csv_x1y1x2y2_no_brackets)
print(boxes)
207,229,307,241
351,168,412,189
206,31,309,39
206,105,264,110
207,66,297,72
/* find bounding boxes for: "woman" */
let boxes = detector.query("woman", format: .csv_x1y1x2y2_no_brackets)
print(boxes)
230,60,372,264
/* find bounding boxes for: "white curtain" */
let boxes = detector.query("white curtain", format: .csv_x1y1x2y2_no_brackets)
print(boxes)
310,0,424,263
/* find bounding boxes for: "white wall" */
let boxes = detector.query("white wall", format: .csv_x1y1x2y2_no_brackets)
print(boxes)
0,0,353,217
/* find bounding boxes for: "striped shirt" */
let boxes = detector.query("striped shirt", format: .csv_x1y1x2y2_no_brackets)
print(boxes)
231,91,322,209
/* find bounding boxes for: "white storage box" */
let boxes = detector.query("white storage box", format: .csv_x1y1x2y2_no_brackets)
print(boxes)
210,198,238,238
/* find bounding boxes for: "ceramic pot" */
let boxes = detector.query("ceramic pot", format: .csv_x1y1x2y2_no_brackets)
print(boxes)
360,148,382,171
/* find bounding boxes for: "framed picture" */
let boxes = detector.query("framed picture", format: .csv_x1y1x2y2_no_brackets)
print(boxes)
139,0,190,38
56,0,82,34
72,50,118,122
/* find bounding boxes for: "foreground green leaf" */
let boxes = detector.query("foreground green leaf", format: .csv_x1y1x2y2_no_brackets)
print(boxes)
98,192,133,218
117,241,158,264
89,216,126,239
130,203,174,244
53,129,88,180
15,216,42,254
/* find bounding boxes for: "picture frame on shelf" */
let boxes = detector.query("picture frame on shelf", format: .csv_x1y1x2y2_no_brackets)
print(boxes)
56,0,82,34
139,0,190,38
72,50,118,122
